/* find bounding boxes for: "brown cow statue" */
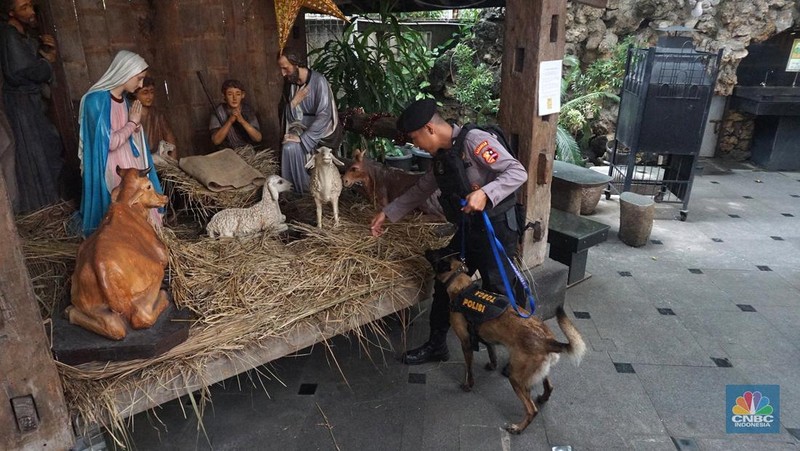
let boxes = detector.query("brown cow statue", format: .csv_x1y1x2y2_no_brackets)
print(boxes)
342,148,445,221
66,166,170,340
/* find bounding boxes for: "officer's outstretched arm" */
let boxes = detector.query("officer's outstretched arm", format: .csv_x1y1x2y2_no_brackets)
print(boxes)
370,212,387,237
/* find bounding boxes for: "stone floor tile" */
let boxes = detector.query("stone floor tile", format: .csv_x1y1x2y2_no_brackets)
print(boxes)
680,310,800,366
634,364,750,439
544,356,666,450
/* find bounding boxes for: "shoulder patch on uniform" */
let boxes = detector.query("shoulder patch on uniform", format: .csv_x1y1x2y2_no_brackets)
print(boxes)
473,140,489,156
481,148,499,164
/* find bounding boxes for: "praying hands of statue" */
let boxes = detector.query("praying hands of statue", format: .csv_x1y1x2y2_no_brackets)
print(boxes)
128,100,143,130
38,34,57,63
227,108,245,125
291,84,309,109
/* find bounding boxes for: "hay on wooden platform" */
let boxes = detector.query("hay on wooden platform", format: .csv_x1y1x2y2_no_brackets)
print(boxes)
15,201,81,318
17,182,450,439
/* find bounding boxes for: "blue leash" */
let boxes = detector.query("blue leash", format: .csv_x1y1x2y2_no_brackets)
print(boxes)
459,201,537,318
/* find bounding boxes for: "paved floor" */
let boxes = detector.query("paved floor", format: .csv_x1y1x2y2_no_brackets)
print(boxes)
121,159,800,450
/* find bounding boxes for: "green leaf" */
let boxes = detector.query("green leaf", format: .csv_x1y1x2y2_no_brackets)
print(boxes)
556,125,582,165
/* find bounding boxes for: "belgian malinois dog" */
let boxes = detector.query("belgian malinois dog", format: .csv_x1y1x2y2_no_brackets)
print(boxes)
433,256,586,434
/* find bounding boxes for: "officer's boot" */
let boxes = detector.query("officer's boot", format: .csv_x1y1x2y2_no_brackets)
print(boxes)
401,328,449,365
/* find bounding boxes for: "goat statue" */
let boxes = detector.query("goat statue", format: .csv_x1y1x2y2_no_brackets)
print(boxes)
206,174,293,238
305,147,344,228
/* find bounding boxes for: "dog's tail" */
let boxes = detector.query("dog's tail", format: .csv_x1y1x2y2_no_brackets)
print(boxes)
548,307,586,365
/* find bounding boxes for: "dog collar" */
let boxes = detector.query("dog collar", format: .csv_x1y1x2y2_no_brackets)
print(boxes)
440,263,468,291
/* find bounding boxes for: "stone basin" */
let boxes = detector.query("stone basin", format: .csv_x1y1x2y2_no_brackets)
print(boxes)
731,86,800,115
732,85,800,171
733,85,800,99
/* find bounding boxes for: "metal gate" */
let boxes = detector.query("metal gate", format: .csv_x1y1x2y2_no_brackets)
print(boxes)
607,31,722,220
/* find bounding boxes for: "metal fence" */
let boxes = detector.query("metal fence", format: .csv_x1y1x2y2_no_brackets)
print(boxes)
607,35,722,220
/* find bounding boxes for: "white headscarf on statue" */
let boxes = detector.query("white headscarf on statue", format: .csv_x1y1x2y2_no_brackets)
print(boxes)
77,50,149,171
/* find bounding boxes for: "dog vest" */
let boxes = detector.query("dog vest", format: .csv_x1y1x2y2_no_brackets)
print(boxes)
452,283,509,325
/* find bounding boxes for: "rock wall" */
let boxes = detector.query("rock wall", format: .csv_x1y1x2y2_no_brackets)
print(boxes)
717,111,757,160
575,0,798,160
435,1,799,98
568,0,799,96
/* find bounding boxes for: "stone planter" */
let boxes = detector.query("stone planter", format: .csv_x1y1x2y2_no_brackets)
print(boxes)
580,185,607,215
551,161,612,216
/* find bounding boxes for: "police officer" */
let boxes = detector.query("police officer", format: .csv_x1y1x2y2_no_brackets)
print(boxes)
370,98,528,365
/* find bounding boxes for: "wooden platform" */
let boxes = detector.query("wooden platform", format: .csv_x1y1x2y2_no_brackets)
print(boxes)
112,281,431,420
53,302,192,366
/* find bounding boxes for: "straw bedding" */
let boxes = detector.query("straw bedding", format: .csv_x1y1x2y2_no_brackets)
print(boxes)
157,145,279,222
17,148,448,434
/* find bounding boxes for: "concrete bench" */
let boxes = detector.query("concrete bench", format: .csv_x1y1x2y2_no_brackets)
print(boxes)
551,160,613,215
547,208,610,286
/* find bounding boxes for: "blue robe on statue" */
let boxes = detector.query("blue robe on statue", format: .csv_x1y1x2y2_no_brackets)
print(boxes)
79,90,162,236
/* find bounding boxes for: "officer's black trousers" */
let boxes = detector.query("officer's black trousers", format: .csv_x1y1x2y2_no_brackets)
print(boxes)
429,209,520,333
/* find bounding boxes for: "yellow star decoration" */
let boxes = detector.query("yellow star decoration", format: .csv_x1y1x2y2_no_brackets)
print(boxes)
275,0,348,52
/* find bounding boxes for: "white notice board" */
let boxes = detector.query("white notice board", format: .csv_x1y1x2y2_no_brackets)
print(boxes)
538,60,562,116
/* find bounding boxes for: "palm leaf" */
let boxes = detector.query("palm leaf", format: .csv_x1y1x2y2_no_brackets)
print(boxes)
562,91,620,110
556,125,582,165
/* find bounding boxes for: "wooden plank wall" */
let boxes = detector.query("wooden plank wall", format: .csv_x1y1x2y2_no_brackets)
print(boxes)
0,179,73,449
50,0,288,160
498,0,567,267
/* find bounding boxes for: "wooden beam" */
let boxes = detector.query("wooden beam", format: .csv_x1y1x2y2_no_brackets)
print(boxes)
572,0,608,8
342,111,399,140
498,0,568,267
110,280,431,420
0,178,73,449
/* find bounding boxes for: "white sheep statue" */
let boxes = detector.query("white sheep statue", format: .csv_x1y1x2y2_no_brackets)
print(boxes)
305,147,343,228
206,175,293,238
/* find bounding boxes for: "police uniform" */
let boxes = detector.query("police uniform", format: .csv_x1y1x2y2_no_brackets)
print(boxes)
385,99,528,364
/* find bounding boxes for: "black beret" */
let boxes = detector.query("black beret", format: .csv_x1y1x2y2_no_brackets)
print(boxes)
396,98,437,133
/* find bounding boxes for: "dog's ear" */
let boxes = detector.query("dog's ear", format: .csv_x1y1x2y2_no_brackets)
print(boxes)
434,259,452,275
425,248,460,273
449,258,463,272
424,249,438,267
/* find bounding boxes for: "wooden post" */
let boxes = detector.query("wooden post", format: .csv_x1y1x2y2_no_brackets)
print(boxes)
498,0,568,267
0,178,72,449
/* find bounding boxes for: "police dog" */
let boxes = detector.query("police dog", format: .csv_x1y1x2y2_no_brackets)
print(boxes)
430,254,586,434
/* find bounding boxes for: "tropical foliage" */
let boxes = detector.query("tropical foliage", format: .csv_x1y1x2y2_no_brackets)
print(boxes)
310,3,434,158
308,6,632,165
310,10,432,115
450,42,499,123
555,36,634,164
